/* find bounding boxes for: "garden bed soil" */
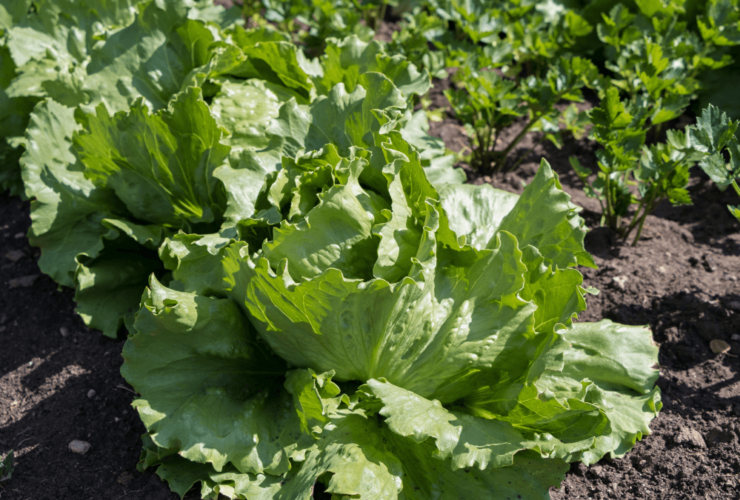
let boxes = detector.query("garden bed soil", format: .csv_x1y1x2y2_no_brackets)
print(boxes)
2,45,740,500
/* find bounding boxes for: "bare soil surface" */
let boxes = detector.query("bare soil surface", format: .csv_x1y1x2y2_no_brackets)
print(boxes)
2,29,740,500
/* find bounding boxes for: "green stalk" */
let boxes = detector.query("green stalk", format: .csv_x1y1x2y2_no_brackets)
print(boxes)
622,191,650,241
630,196,660,246
376,1,388,31
604,173,615,230
732,179,740,197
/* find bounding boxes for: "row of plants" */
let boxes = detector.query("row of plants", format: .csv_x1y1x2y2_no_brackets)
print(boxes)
238,0,740,243
0,0,736,499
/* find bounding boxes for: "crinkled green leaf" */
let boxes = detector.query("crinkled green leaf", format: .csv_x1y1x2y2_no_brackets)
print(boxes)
82,0,215,113
138,434,283,500
372,134,438,282
315,36,431,99
388,443,567,500
263,158,387,281
496,159,596,269
535,320,662,464
519,247,589,335
159,231,234,296
75,241,162,337
20,100,120,287
74,87,230,226
437,183,519,251
122,277,313,475
305,73,406,155
234,223,534,403
366,378,542,470
211,78,297,152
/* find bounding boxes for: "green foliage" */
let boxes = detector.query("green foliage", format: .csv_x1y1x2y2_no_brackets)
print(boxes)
0,2,690,498
445,56,599,174
570,87,706,245
0,450,12,482
685,104,740,222
126,151,660,499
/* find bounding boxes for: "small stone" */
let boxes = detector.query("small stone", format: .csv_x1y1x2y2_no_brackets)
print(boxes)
87,389,96,399
69,440,91,454
117,472,133,485
591,465,604,477
657,266,666,274
732,334,740,341
701,254,716,272
4,250,24,262
13,232,24,239
723,274,737,282
710,339,731,354
612,276,628,290
9,274,39,288
674,426,706,448
60,327,69,338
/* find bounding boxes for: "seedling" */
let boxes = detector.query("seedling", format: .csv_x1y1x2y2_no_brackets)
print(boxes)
0,451,14,483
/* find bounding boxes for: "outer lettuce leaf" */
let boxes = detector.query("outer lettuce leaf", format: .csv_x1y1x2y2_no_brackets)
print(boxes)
21,86,232,336
0,0,32,29
4,0,147,108
140,435,283,500
0,44,35,195
535,320,662,464
277,413,566,500
20,100,121,288
366,378,544,470
495,160,596,270
122,277,312,475
158,231,235,297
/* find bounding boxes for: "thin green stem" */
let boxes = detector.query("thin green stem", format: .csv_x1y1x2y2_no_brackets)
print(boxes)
376,2,388,31
623,193,650,241
731,179,740,197
604,173,615,230
631,197,660,246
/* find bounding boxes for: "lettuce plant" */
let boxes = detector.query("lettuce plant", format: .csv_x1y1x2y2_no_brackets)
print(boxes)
123,133,661,499
17,0,449,338
0,0,241,195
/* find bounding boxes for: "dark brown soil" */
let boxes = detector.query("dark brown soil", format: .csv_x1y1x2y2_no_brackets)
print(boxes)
2,30,740,500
